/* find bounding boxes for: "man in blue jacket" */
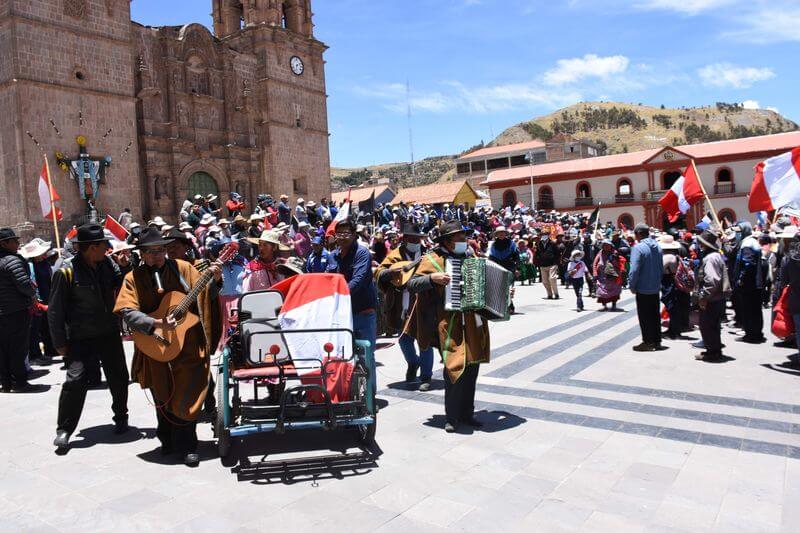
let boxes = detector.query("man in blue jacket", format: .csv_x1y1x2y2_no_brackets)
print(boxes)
328,219,378,351
306,236,335,273
629,224,665,352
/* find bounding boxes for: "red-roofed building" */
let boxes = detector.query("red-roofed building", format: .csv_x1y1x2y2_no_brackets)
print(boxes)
481,131,800,229
456,135,602,188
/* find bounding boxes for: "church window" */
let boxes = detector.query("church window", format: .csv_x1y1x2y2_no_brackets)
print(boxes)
662,170,681,190
188,171,218,200
293,177,308,195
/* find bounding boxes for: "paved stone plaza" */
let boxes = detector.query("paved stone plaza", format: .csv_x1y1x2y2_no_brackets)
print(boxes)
1,282,798,532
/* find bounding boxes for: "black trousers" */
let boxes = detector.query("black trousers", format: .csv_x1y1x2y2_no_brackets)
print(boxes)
667,291,691,337
154,403,198,454
56,333,129,434
0,311,31,388
636,293,662,346
699,300,725,354
444,363,479,425
29,313,56,360
740,288,765,340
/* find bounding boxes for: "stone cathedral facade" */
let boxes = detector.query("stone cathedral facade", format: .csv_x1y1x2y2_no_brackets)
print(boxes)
0,0,330,233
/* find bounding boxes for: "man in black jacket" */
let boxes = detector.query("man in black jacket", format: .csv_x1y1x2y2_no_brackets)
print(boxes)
0,228,37,392
535,232,561,299
49,224,129,451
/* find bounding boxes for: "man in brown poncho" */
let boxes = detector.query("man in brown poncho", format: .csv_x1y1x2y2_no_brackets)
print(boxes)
114,228,222,467
406,220,490,433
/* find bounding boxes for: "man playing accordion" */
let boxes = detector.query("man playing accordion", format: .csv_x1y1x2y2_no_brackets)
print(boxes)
407,220,490,433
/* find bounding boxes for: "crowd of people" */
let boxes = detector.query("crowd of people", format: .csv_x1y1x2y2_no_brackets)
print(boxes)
0,190,796,464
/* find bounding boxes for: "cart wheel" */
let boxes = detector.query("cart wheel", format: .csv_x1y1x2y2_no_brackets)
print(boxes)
216,374,231,458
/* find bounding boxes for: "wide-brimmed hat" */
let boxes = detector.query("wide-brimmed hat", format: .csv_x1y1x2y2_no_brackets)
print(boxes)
437,220,467,241
570,249,585,260
494,225,508,235
248,213,264,222
110,240,135,255
0,228,20,242
75,223,111,244
19,238,52,259
248,230,281,246
233,215,246,224
311,236,323,246
277,257,305,277
148,216,166,228
401,222,425,237
777,226,799,239
164,227,193,245
136,227,173,248
129,222,141,230
697,230,720,250
298,221,311,229
658,235,682,250
199,214,215,226
206,194,218,203
178,222,192,231
218,218,230,226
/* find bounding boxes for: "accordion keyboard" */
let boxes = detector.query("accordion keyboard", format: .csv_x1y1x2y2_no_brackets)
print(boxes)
444,258,463,311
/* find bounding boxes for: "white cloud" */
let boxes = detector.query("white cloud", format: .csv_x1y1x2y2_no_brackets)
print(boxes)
697,63,775,88
543,54,630,86
633,0,738,15
725,7,800,43
767,106,780,113
742,100,760,109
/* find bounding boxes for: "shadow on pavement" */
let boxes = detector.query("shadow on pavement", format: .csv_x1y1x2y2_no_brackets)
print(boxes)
760,362,800,376
423,410,526,434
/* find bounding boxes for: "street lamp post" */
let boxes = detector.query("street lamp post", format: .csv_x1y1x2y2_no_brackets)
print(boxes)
525,150,536,212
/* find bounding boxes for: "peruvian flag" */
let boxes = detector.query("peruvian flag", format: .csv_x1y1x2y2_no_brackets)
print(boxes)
325,196,351,238
38,162,62,221
659,162,704,223
104,215,129,241
275,273,354,402
65,226,78,241
749,147,800,213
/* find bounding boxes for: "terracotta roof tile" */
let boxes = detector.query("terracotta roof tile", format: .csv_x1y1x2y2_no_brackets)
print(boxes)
393,180,475,205
458,140,547,161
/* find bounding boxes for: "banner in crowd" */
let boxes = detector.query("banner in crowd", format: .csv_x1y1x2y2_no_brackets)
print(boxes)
749,147,800,213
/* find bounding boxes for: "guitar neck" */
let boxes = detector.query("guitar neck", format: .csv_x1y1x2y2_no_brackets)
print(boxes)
173,269,215,316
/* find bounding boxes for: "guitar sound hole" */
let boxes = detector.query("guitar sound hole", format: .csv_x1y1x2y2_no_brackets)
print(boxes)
168,307,187,325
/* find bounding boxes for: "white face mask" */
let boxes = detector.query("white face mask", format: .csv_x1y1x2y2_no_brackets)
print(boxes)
453,242,468,255
405,242,421,253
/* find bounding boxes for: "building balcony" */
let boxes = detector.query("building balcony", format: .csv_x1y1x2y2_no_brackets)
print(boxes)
714,182,735,195
575,197,594,207
644,190,667,202
615,194,635,203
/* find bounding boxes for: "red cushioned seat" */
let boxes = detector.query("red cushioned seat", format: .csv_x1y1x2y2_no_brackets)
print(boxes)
232,364,297,379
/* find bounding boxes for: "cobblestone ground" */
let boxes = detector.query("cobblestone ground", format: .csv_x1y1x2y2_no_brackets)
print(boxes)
1,282,798,532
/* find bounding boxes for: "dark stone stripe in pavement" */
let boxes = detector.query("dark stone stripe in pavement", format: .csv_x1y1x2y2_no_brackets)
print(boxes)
491,297,635,359
473,382,796,435
378,387,800,459
486,305,637,379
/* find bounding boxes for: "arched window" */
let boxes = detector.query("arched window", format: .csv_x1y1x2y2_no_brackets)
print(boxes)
538,186,554,208
662,170,681,190
617,213,635,230
617,178,632,196
576,182,592,198
718,208,737,225
716,168,732,183
502,189,517,208
186,55,209,95
715,167,735,194
188,171,219,200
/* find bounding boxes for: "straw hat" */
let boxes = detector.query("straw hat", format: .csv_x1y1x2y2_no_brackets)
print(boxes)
19,238,52,259
110,240,135,255
277,257,305,277
658,235,682,250
199,214,215,226
248,230,281,246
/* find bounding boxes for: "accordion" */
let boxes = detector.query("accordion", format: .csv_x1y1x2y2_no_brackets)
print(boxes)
444,257,513,321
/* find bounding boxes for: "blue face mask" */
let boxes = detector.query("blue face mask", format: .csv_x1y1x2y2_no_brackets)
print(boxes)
453,242,468,255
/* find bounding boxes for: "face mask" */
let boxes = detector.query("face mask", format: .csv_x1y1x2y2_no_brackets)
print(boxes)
405,242,421,253
453,242,468,255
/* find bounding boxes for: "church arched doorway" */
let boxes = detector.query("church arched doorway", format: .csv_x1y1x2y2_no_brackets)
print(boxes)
187,171,219,201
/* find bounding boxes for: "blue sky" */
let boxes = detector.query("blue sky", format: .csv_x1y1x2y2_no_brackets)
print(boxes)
132,0,799,168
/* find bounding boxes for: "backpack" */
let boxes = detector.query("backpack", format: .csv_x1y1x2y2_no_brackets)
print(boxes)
674,259,696,293
603,255,619,279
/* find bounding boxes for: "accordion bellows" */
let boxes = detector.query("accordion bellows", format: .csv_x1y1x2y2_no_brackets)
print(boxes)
445,257,513,321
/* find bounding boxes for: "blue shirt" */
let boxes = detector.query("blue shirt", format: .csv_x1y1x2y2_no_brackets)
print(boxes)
629,237,663,295
329,243,378,314
306,248,336,273
220,259,247,296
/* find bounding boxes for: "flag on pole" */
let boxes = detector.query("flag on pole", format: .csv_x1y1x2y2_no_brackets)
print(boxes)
65,226,78,241
749,147,800,213
104,216,129,241
38,162,62,221
358,190,376,215
658,162,704,223
696,213,714,231
326,191,352,238
587,205,600,228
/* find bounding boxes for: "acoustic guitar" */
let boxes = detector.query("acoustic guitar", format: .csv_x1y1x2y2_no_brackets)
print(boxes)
133,242,239,362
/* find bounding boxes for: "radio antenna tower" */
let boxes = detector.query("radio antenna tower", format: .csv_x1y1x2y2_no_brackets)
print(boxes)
406,79,417,185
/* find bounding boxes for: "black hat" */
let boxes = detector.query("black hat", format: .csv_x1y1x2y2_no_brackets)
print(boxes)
0,227,19,242
74,223,110,244
164,227,193,245
696,229,720,250
401,222,425,238
334,218,356,232
436,220,467,242
136,227,173,248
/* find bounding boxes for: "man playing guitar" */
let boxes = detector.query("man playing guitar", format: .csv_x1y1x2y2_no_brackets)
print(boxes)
114,228,223,467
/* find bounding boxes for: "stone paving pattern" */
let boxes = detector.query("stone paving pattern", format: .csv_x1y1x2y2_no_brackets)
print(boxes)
1,283,798,532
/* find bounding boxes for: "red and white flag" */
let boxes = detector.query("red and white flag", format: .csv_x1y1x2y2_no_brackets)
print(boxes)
38,162,62,221
65,226,78,241
275,274,354,402
658,162,704,223
325,196,351,238
104,215,129,241
749,147,800,213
